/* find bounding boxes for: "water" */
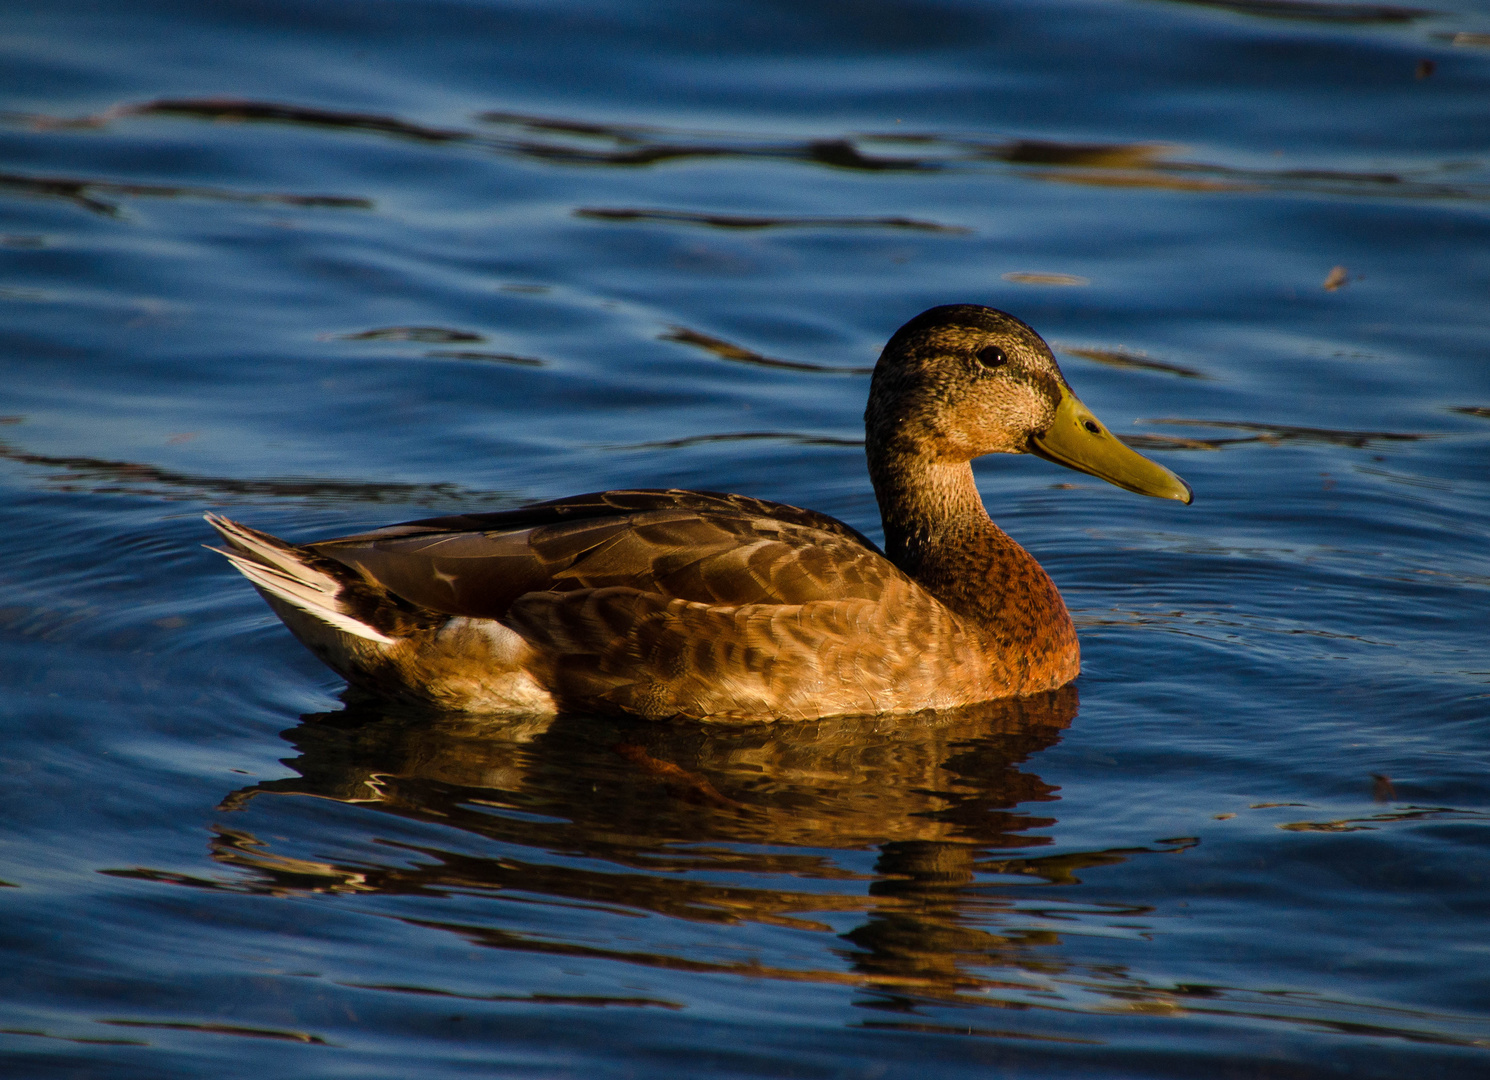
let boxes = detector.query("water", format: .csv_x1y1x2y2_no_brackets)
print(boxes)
3,1,1489,1076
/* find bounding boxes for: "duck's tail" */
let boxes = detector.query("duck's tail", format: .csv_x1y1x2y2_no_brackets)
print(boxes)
205,513,415,646
205,513,554,712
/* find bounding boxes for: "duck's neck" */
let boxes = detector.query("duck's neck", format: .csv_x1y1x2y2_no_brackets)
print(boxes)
870,453,991,576
868,448,1079,687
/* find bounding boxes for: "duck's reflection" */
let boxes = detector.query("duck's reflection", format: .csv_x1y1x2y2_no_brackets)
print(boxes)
229,687,1075,851
200,689,1185,1004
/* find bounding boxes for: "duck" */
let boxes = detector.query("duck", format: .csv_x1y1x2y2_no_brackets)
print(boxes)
207,304,1191,721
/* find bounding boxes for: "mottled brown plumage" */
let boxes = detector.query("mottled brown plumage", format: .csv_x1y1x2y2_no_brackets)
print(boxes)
207,305,1191,720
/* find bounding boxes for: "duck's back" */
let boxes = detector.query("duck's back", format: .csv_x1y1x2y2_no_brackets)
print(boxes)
313,489,892,614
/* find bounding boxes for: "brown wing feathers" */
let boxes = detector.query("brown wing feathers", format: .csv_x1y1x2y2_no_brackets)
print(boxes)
311,492,895,620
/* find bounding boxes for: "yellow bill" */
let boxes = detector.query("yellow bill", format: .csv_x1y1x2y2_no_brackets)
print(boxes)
1030,387,1193,504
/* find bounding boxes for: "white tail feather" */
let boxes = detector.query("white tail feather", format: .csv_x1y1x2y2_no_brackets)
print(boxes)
205,514,394,644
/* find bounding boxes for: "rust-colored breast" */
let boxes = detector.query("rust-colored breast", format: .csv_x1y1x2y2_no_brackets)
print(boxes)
906,524,1080,698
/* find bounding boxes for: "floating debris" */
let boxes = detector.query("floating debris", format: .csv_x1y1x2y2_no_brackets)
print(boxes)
1322,265,1350,291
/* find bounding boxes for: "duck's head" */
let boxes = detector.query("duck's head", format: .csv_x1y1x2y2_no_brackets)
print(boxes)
866,304,1192,504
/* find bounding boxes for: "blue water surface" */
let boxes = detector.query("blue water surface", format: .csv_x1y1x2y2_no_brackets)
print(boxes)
2,1,1489,1076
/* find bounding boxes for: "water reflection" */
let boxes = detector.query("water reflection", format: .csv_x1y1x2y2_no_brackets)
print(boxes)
660,325,876,374
574,207,968,233
140,687,1199,1007
0,169,370,217
1151,0,1430,24
20,98,1485,204
1058,345,1210,380
230,687,1079,860
97,651,1484,1046
98,689,1241,1037
0,437,512,506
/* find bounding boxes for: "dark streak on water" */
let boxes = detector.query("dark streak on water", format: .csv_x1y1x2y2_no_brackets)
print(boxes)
2,1,1489,1078
575,206,971,233
661,325,878,374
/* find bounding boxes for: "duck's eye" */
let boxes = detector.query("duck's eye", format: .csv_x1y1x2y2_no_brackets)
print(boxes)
976,345,1007,369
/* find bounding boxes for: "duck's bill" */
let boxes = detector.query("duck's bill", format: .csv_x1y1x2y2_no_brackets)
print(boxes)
1029,388,1193,504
